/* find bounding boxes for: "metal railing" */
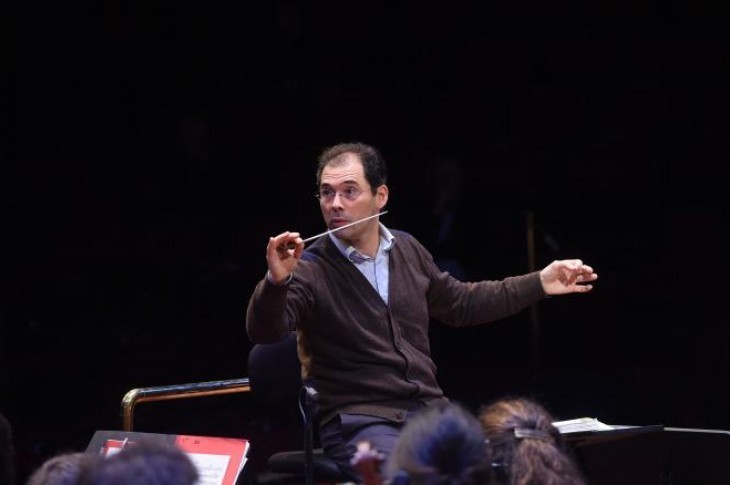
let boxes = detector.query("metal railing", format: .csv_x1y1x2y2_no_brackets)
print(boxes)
120,378,251,431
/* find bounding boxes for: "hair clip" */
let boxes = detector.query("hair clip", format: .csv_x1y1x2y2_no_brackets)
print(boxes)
513,427,553,442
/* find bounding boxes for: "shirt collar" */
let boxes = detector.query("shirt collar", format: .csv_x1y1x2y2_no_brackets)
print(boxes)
329,223,396,261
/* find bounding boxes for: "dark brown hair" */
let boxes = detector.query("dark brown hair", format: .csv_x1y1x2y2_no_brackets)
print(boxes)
316,142,387,193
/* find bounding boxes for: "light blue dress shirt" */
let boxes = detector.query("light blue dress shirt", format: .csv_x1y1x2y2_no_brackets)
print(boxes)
329,223,396,304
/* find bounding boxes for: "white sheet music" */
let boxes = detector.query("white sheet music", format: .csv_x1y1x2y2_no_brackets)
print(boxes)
187,453,231,485
552,417,614,433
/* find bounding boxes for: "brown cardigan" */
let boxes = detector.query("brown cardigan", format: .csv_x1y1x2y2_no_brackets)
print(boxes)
246,229,546,424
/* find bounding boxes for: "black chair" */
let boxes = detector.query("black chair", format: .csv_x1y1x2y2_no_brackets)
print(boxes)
247,333,348,484
120,332,349,485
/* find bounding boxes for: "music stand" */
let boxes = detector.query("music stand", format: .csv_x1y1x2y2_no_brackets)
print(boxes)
565,425,730,484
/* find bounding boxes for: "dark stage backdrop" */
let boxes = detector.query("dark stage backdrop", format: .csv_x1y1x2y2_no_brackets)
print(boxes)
3,2,729,482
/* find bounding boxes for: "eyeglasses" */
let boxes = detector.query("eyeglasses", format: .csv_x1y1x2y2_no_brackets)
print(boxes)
315,186,363,202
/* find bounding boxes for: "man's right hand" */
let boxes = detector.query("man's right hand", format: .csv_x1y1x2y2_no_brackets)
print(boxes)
266,231,304,284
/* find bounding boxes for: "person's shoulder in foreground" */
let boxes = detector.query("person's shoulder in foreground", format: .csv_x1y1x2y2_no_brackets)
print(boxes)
27,451,100,485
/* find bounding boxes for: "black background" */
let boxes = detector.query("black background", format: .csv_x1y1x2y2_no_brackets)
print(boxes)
3,2,729,482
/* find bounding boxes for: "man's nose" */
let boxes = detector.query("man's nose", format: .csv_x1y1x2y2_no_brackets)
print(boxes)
331,191,346,206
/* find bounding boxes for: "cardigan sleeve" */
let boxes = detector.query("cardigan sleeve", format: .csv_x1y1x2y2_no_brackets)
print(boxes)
246,275,293,343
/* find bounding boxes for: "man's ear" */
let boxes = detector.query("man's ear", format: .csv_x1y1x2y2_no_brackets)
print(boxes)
376,185,389,209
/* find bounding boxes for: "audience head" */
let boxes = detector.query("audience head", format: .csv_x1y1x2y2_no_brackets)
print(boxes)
27,451,99,485
79,439,199,485
384,401,494,485
478,396,586,485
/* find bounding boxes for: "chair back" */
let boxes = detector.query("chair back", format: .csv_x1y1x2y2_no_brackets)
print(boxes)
246,332,347,484
247,332,302,402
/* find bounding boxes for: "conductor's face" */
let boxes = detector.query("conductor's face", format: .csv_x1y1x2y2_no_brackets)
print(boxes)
318,153,388,247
